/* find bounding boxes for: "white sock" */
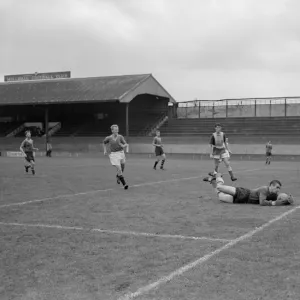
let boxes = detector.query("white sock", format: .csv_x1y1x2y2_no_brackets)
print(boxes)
216,176,224,185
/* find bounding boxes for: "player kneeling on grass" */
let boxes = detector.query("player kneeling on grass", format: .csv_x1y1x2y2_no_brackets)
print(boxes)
20,130,39,175
203,173,294,206
103,124,129,190
152,130,166,170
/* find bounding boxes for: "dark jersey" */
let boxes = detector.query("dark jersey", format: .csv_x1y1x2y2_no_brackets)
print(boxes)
21,138,34,152
153,136,164,156
153,136,162,148
103,134,126,153
248,186,277,205
266,144,272,153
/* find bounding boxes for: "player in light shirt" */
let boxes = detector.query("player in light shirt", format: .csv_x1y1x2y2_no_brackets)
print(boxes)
103,125,129,189
207,123,237,181
152,130,166,170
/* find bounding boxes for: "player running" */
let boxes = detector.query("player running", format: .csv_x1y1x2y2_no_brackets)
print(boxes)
20,130,39,175
103,124,129,189
266,141,272,165
203,173,294,206
152,130,166,170
209,123,237,181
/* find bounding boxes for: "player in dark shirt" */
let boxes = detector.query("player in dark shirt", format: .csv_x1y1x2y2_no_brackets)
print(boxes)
208,123,237,181
266,141,272,165
152,130,166,170
20,130,39,175
203,173,294,206
103,124,129,189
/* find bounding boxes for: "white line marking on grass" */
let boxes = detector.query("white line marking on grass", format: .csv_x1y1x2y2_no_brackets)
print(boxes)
0,222,232,242
0,167,262,209
0,187,113,209
0,177,199,209
118,205,300,300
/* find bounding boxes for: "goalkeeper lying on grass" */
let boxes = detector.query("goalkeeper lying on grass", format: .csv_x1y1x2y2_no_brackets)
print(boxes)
203,173,294,206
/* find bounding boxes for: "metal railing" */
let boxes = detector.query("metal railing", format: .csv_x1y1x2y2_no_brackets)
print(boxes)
175,97,300,118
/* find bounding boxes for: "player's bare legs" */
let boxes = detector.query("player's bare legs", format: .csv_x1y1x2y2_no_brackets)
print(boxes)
223,157,237,181
121,163,125,173
114,164,128,189
160,153,166,170
24,159,31,173
118,159,126,186
154,154,166,170
209,158,220,176
30,160,35,175
24,157,35,175
153,156,161,169
210,173,235,203
214,158,219,174
266,154,271,165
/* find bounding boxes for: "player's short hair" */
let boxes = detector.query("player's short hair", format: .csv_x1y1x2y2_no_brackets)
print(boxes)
214,123,222,128
25,130,31,135
110,124,118,130
156,129,160,132
269,179,282,187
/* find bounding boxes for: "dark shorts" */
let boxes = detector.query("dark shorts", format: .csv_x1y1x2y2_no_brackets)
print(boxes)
25,152,35,162
266,152,272,157
233,187,251,204
155,147,164,156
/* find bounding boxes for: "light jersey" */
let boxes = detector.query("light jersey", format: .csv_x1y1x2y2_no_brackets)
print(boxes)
247,186,277,205
103,134,126,153
266,144,272,152
153,136,162,148
210,132,226,149
21,138,34,152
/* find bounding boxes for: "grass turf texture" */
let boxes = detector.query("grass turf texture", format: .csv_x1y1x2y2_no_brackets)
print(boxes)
0,156,299,300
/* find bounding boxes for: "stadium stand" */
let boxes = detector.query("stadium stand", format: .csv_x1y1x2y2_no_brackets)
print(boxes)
0,74,174,138
159,116,300,136
0,122,22,137
15,126,44,137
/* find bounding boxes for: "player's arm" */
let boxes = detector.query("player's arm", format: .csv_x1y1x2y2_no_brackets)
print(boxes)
226,144,232,153
103,137,109,154
20,140,25,155
32,142,39,151
119,136,128,148
274,194,294,206
223,134,231,152
259,192,275,206
152,137,160,147
209,135,215,157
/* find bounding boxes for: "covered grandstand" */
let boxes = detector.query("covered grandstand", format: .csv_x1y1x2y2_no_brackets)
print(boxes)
0,73,175,139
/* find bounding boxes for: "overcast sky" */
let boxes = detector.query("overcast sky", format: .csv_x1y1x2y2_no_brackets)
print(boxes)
1,0,300,101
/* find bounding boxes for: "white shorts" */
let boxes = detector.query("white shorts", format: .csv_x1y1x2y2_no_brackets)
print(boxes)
213,151,230,160
109,151,126,166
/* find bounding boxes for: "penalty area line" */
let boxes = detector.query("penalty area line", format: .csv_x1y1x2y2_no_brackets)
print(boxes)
118,205,300,300
0,222,232,243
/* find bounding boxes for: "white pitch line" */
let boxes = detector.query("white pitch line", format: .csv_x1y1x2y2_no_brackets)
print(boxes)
118,205,300,300
0,222,231,242
0,176,199,209
0,167,262,209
